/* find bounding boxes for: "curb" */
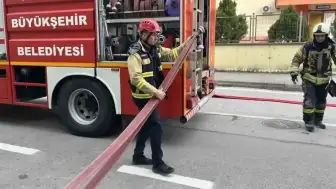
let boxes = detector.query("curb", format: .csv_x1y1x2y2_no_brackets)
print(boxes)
215,81,302,92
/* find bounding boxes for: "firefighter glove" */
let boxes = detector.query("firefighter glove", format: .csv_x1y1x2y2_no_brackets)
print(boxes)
290,72,298,84
326,79,336,97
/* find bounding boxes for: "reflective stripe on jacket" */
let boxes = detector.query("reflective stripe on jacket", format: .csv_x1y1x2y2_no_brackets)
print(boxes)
127,40,182,99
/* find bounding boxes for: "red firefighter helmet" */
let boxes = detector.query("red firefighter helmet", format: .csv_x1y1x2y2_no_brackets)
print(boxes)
137,18,161,33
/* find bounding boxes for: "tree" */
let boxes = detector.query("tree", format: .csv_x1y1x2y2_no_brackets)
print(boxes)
215,0,248,43
267,6,308,43
331,17,336,41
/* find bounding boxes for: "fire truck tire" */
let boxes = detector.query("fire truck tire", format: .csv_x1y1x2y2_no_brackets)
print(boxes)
57,78,118,137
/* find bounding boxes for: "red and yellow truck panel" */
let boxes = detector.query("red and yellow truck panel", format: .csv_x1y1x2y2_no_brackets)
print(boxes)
0,0,216,137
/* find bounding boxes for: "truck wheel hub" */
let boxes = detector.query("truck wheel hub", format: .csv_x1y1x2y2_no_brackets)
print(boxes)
68,89,99,125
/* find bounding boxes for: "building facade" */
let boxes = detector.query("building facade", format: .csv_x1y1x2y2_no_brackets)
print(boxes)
276,0,336,39
216,0,336,42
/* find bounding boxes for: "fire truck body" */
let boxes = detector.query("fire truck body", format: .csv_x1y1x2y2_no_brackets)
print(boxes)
0,0,216,137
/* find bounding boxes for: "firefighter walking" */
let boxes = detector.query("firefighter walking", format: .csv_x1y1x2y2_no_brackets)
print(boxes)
289,23,336,132
127,18,190,174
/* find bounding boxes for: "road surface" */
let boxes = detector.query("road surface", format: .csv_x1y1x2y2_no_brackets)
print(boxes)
209,86,336,124
1,87,336,189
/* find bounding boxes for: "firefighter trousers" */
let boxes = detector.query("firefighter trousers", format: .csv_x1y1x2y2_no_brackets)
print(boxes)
302,79,328,124
132,99,164,166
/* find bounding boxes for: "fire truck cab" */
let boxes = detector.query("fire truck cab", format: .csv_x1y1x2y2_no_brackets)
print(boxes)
1,0,216,137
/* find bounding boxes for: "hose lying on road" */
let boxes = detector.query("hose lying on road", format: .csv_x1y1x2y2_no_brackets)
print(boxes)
213,93,336,107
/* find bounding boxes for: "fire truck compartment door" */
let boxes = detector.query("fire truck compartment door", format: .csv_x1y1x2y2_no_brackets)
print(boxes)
0,0,9,100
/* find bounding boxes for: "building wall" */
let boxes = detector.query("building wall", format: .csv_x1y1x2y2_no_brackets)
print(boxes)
235,0,279,15
216,0,336,42
214,1,301,72
214,44,302,72
214,1,336,73
238,0,280,41
307,5,336,40
308,4,336,10
216,0,282,42
216,0,280,15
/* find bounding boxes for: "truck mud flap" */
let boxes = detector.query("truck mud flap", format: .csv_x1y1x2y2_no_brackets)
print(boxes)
180,88,215,124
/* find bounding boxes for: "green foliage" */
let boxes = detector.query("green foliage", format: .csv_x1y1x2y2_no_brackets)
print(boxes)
267,6,308,42
215,0,248,43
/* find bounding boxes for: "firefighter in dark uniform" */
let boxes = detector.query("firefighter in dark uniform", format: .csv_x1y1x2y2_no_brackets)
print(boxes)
289,23,336,132
127,18,190,174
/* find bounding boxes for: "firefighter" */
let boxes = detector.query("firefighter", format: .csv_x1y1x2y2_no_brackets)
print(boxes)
289,22,336,132
127,18,190,174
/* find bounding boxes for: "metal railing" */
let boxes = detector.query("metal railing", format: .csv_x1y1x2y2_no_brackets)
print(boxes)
215,11,317,44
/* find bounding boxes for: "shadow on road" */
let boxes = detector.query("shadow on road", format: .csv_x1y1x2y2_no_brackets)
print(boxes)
0,104,66,134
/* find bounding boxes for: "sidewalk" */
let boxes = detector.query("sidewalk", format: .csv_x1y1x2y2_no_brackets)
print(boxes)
214,72,302,91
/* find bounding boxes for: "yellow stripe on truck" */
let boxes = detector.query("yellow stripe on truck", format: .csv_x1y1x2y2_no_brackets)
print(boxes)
9,61,174,69
0,61,9,65
97,62,173,69
10,61,95,67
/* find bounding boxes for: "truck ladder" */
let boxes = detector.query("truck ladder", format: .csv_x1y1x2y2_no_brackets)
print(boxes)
191,0,205,97
99,0,113,61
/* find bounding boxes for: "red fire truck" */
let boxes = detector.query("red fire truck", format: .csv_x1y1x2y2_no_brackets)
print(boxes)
1,0,216,137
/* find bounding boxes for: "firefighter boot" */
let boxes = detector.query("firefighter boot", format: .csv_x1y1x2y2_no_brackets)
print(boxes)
305,123,315,132
315,112,326,129
132,155,153,165
303,112,315,132
153,162,175,175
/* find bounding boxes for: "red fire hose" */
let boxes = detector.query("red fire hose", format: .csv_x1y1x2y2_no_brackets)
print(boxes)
213,93,336,107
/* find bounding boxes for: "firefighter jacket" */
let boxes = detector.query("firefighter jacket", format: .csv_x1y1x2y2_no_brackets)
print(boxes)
289,39,336,85
127,40,182,99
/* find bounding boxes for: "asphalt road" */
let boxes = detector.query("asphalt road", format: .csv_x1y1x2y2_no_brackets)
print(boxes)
1,87,336,189
208,86,336,124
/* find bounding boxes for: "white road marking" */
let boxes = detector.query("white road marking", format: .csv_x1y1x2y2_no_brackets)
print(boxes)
117,165,214,189
200,111,336,127
216,86,301,95
0,142,40,155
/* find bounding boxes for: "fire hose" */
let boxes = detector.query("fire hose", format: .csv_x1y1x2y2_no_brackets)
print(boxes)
63,27,205,189
213,93,336,107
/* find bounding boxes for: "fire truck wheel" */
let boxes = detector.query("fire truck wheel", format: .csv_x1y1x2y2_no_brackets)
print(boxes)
57,78,117,137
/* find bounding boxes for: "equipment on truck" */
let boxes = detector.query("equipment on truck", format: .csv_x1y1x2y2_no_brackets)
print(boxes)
0,0,216,137
103,0,182,60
